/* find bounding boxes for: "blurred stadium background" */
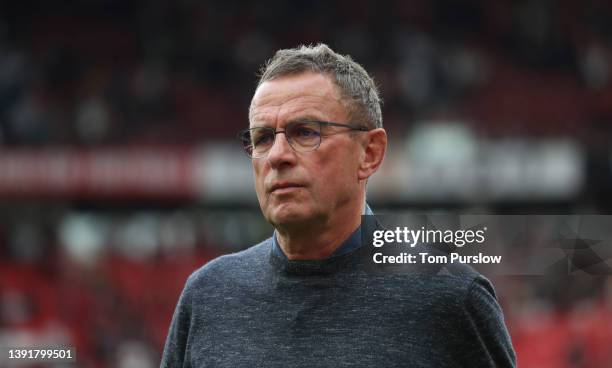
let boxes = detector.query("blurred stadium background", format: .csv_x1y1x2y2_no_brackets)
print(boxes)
1,0,611,367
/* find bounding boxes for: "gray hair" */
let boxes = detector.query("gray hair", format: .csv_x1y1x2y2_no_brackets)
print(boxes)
256,43,382,129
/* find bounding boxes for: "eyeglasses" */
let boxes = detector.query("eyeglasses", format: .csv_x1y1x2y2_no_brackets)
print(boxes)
237,121,370,158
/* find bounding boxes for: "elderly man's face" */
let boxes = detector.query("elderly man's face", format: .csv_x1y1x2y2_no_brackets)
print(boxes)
249,72,364,229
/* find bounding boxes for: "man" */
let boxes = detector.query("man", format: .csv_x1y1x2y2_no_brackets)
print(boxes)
161,44,516,367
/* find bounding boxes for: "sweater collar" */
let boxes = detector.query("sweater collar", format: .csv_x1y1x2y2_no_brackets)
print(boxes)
268,204,373,275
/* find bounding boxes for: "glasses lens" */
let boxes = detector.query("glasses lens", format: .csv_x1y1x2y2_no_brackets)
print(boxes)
238,130,254,156
286,122,321,151
249,127,275,157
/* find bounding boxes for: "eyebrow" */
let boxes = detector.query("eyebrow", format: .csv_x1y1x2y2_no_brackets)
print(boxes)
250,115,327,128
287,115,325,123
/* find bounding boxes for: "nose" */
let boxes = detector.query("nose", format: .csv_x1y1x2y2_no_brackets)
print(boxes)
266,131,296,169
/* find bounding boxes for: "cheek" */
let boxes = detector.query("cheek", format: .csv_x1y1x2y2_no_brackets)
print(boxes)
312,154,358,198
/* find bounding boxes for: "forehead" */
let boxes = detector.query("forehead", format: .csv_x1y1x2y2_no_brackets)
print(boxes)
249,72,348,127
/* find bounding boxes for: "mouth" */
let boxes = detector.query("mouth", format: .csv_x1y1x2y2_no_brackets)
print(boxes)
269,183,305,194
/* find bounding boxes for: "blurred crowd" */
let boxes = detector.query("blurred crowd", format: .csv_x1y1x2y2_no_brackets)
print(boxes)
1,0,612,144
1,0,612,367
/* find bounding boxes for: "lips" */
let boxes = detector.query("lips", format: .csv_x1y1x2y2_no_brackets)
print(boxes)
269,182,305,193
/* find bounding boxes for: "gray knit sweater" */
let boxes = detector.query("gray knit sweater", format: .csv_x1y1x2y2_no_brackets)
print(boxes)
161,237,516,367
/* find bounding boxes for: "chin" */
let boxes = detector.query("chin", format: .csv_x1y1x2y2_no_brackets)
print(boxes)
266,203,311,227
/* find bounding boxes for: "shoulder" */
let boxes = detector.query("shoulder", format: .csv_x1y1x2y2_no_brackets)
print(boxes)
370,243,499,309
428,252,498,307
397,242,490,293
405,245,503,323
185,238,272,290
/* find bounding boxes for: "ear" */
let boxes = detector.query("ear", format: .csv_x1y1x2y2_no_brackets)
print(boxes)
358,128,387,181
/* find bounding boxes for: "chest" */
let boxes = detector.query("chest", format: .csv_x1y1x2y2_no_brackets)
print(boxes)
186,281,464,367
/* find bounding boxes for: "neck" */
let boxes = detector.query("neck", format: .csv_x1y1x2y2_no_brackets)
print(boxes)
275,200,364,260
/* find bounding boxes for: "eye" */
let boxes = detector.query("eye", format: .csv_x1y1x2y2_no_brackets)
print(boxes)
253,131,274,146
293,126,320,138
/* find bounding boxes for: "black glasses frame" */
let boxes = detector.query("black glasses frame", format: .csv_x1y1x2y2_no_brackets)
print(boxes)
237,121,371,158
